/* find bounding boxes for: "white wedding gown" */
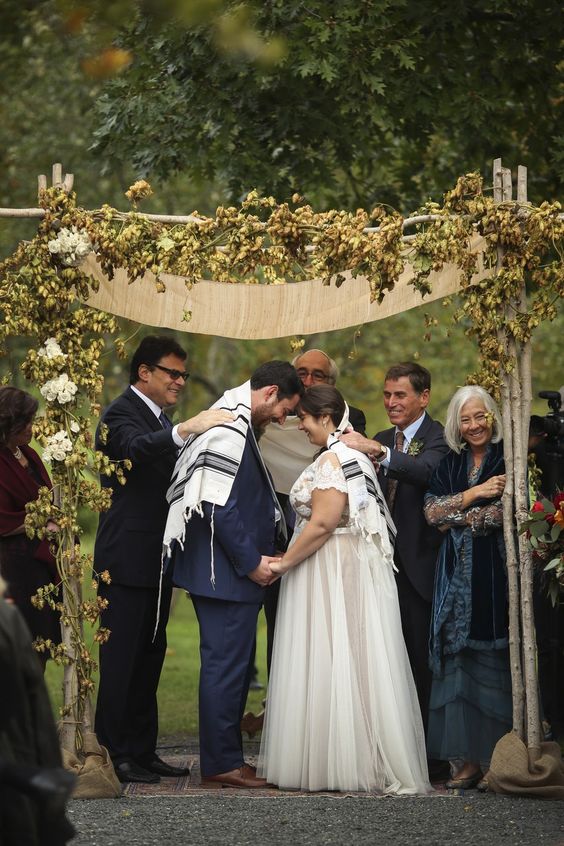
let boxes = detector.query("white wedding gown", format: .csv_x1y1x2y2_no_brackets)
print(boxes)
258,454,432,794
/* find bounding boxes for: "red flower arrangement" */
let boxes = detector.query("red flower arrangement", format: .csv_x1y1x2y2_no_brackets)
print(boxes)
521,491,564,605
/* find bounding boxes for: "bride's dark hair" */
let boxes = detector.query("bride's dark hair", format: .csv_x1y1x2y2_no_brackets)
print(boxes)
297,386,346,427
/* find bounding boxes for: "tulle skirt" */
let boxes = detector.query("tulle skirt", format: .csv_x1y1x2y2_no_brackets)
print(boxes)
257,530,432,794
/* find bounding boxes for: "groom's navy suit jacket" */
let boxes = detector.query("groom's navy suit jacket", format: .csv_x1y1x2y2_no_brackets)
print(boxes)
172,432,277,603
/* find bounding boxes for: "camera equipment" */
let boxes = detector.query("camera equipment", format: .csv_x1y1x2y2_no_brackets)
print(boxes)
530,390,564,494
530,391,564,449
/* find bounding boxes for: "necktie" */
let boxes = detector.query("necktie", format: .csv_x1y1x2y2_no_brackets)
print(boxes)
159,411,172,430
385,430,405,512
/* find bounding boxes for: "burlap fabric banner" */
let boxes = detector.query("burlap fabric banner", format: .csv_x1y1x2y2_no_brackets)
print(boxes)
82,236,490,339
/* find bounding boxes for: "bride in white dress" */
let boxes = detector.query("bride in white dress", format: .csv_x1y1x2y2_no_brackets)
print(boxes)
257,386,431,794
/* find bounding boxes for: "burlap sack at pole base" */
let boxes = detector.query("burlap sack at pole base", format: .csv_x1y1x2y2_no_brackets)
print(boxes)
61,730,121,798
488,731,564,799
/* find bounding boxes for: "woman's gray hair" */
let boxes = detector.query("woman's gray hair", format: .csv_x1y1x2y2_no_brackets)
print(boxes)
444,385,502,452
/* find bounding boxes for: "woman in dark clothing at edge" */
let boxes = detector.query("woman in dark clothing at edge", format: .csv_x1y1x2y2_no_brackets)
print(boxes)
0,386,60,668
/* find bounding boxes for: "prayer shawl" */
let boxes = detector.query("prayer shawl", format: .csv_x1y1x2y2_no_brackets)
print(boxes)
426,440,508,673
163,380,284,586
325,406,396,553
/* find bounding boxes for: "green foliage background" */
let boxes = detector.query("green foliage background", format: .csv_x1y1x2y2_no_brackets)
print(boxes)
1,0,562,417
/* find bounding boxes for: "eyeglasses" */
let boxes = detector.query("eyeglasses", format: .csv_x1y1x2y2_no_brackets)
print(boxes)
296,368,330,384
152,364,190,381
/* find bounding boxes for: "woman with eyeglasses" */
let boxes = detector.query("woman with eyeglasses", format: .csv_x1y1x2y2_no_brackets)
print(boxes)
0,387,61,668
423,385,511,791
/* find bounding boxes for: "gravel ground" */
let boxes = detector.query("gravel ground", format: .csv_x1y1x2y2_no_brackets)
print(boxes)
64,738,564,846
67,793,564,846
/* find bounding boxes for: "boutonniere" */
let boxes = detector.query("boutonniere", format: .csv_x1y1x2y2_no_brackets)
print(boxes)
407,438,424,456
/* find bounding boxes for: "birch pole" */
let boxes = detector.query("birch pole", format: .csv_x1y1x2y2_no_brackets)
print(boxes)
512,166,541,756
494,159,541,755
43,164,92,755
494,159,525,738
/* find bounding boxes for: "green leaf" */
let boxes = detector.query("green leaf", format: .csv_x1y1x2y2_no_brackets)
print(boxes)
550,523,562,543
541,497,556,513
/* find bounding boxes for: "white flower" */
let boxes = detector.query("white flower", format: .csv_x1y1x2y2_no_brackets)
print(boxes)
40,373,78,405
38,338,67,360
47,226,92,267
70,420,80,433
43,430,73,463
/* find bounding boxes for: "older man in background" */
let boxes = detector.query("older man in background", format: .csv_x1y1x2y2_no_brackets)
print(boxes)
292,348,366,436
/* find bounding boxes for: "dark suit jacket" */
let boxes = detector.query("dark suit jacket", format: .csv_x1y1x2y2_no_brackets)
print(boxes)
172,433,277,604
349,405,367,437
94,387,178,588
375,413,448,603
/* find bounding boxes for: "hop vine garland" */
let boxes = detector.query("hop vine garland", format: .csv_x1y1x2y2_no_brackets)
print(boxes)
0,172,561,751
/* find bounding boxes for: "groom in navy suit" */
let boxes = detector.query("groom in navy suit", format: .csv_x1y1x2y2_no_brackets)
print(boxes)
169,361,303,789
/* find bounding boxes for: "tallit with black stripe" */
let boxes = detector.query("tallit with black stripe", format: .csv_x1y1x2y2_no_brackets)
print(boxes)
163,380,259,586
326,405,396,551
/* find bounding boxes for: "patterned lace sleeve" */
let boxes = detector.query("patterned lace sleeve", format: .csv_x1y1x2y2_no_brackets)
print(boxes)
312,452,348,493
466,499,504,535
424,492,466,527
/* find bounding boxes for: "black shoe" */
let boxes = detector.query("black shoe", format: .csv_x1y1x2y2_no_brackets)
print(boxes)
114,760,160,784
139,755,190,778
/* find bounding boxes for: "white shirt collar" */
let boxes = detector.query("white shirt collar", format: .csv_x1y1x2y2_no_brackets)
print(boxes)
130,384,162,419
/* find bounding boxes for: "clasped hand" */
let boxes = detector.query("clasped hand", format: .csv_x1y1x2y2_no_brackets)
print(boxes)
479,473,506,499
247,555,283,586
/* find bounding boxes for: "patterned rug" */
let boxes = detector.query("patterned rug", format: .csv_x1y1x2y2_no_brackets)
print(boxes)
122,749,450,798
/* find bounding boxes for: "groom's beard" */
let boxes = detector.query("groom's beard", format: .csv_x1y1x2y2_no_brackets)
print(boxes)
251,402,274,433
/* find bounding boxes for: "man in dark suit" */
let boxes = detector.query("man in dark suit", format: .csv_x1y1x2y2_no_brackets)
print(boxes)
94,335,232,784
341,362,450,781
170,362,303,789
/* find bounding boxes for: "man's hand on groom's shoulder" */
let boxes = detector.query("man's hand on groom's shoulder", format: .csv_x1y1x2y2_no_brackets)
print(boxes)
177,409,235,440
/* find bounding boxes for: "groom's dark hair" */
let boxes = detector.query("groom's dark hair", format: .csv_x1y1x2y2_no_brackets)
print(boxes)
251,361,304,400
130,335,187,384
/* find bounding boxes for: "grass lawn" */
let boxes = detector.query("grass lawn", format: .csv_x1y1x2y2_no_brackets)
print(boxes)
44,587,268,737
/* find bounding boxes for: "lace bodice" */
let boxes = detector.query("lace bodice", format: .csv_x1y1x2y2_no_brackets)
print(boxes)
289,452,352,529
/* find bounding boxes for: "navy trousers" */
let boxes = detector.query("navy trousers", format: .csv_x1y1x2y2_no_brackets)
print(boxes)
191,594,260,776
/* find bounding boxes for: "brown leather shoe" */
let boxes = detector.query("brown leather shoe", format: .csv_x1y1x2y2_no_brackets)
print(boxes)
201,764,268,789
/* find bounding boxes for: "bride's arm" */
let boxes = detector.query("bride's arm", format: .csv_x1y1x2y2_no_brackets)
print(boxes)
270,485,347,575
